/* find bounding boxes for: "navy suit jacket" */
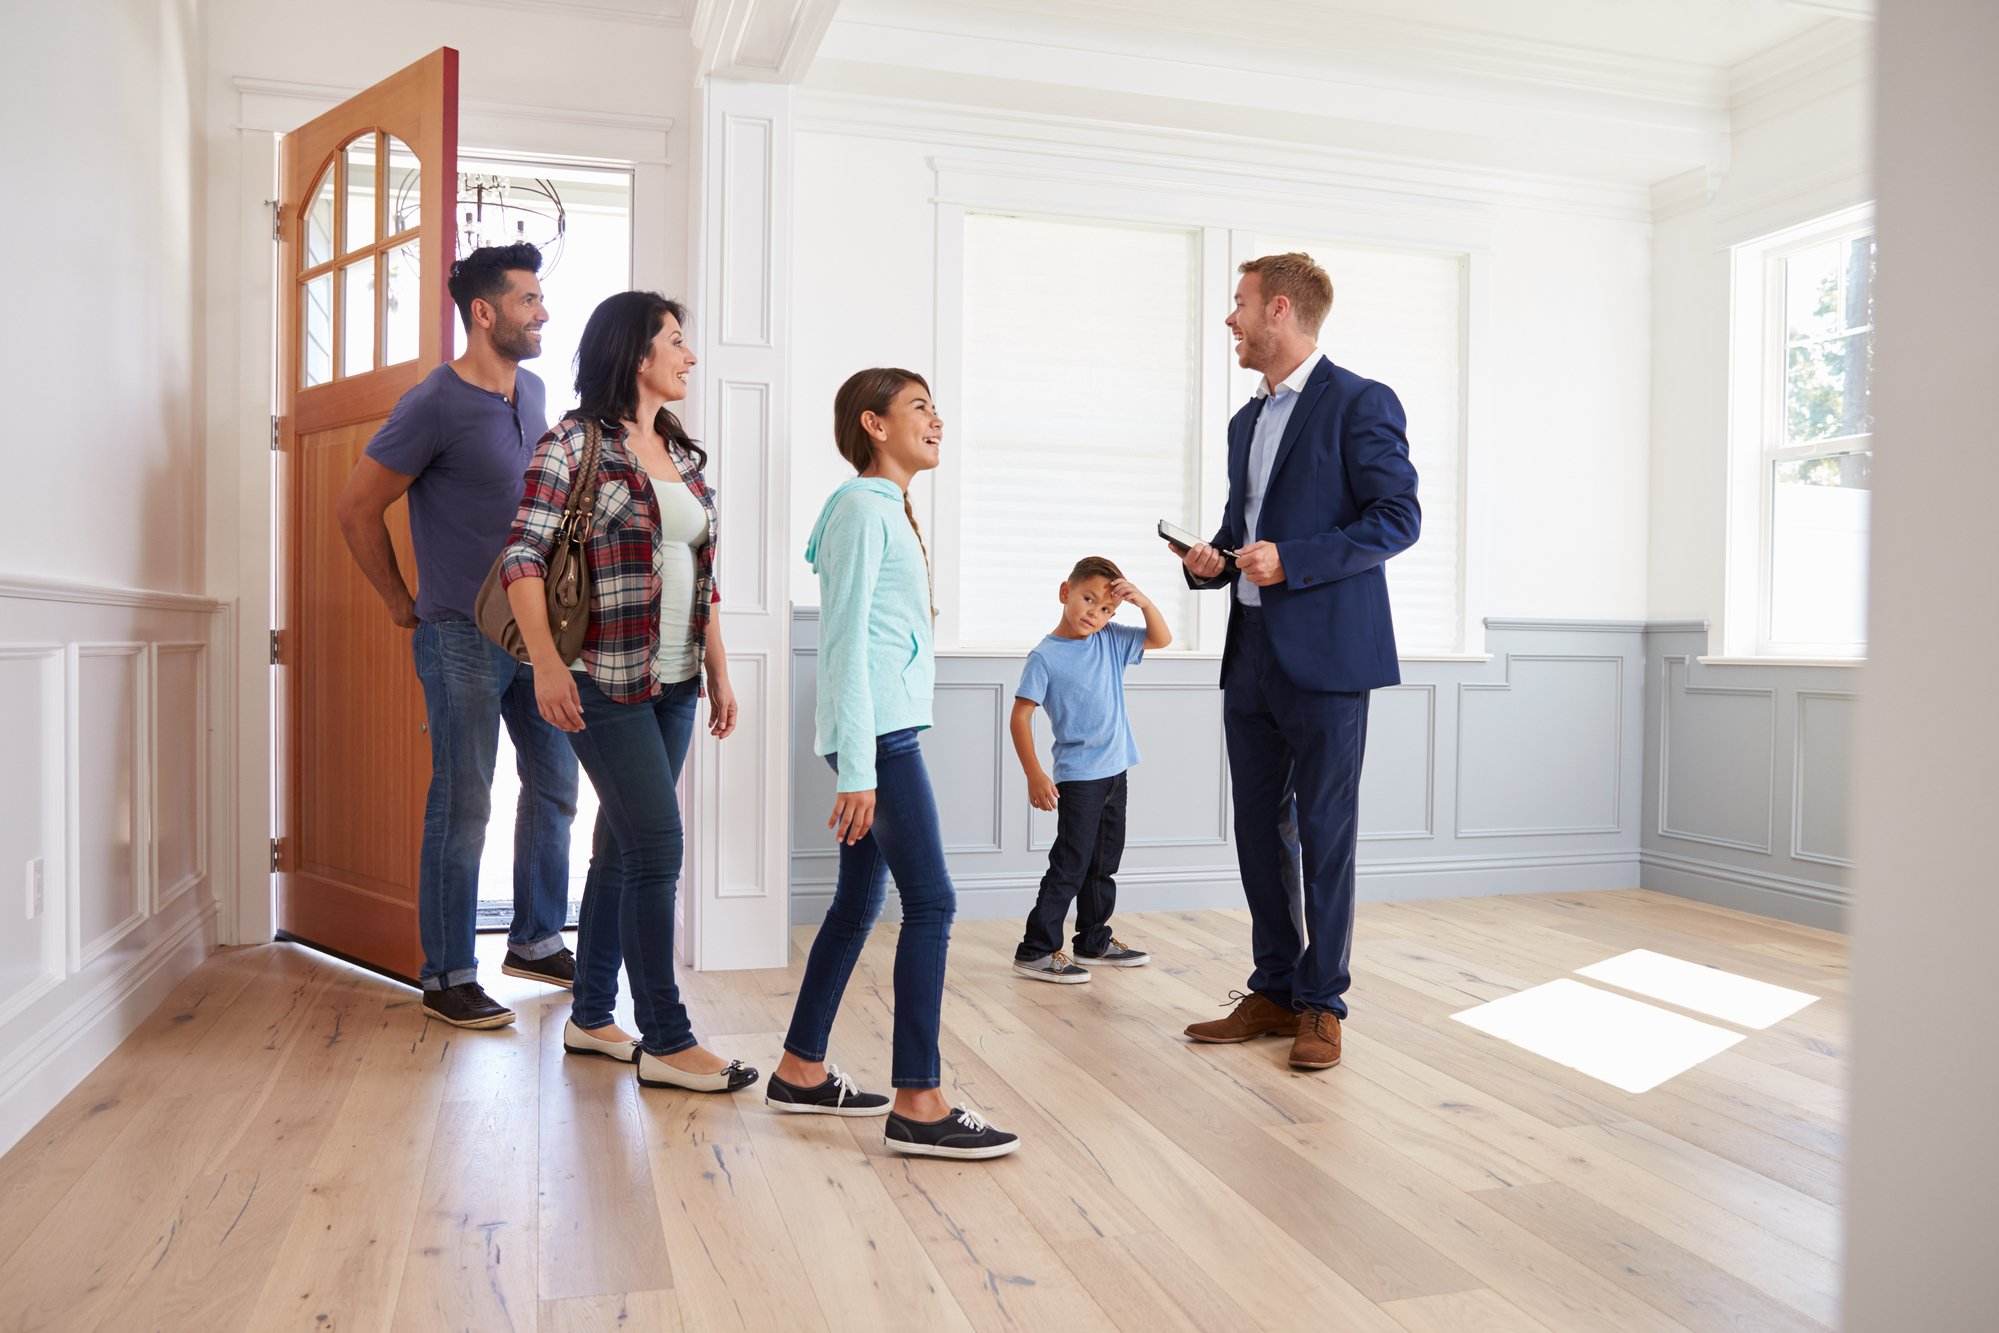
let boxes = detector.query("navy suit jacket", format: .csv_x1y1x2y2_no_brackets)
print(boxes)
1188,357,1421,694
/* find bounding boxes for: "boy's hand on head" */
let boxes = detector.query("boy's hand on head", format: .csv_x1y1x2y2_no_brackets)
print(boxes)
1108,579,1152,611
1027,772,1059,812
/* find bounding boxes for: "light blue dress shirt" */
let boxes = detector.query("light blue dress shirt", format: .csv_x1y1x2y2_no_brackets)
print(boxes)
1237,349,1324,607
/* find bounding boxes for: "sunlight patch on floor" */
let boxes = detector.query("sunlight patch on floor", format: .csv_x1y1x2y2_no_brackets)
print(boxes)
1450,977,1747,1094
1576,948,1819,1029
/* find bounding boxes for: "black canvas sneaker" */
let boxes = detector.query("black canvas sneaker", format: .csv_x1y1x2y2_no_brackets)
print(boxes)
421,982,516,1029
884,1106,1021,1160
1012,951,1091,984
1073,938,1150,968
501,947,576,989
765,1063,892,1117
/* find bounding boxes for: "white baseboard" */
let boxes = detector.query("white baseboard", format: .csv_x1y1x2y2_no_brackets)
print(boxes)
0,899,220,1157
1640,848,1849,932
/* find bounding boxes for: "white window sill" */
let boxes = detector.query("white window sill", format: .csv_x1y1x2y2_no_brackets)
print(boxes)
1697,656,1866,668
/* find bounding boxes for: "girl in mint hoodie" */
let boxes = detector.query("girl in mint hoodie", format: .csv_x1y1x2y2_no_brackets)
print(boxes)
768,368,1020,1160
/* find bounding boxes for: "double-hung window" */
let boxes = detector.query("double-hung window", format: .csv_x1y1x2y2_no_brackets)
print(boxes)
953,211,1469,654
956,213,1203,648
1742,210,1875,656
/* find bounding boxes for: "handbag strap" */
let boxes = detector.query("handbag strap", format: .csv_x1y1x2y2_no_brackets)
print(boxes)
560,418,604,540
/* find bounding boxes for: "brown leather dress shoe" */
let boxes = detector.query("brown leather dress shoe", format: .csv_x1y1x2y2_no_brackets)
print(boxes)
1289,1008,1341,1070
1184,991,1300,1043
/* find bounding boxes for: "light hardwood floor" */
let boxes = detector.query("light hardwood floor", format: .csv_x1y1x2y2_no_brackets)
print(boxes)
0,890,1846,1332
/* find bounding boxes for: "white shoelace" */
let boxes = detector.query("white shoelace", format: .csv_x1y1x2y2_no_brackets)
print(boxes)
954,1107,990,1133
826,1062,861,1106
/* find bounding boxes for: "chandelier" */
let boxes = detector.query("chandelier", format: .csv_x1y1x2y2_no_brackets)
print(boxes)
394,169,568,274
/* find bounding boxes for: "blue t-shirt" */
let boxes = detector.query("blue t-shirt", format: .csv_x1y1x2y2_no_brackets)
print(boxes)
364,362,549,622
1015,622,1146,784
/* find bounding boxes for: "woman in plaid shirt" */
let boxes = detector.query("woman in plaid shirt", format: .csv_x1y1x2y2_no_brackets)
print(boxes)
501,292,755,1094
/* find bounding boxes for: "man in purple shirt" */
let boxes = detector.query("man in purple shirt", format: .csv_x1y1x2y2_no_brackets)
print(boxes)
335,242,578,1030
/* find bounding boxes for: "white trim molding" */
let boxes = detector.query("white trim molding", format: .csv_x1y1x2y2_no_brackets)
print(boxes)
0,574,220,615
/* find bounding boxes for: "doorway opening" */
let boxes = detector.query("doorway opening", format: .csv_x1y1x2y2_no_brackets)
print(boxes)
460,154,633,931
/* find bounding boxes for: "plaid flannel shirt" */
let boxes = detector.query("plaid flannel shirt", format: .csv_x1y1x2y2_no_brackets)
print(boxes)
501,413,719,704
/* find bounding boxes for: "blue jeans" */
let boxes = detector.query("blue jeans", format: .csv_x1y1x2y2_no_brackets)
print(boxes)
412,617,578,991
1224,608,1368,1018
784,729,956,1089
563,674,701,1055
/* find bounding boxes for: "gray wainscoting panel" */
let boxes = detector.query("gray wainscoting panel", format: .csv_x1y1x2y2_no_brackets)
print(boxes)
1639,626,1855,929
1658,656,1776,853
1028,682,1230,851
1358,684,1434,840
1456,655,1623,837
932,683,1006,854
1793,691,1856,868
791,609,1654,925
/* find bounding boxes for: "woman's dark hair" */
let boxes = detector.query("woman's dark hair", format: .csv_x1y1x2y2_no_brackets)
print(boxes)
574,291,706,470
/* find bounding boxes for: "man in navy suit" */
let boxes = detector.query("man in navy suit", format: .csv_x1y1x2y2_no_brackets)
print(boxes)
1173,252,1420,1072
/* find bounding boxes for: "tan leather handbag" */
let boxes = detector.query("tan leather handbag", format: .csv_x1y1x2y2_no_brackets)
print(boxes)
475,418,602,664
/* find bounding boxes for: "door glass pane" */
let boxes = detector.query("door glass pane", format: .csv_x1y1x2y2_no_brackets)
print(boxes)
384,242,420,366
386,136,420,236
341,259,375,377
302,272,332,387
344,134,378,253
1769,453,1871,647
304,171,335,269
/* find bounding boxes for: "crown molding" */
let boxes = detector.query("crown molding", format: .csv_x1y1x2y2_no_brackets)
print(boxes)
837,0,1737,114
1730,19,1872,115
1650,166,1715,223
232,75,675,163
692,0,842,82
430,0,694,26
798,88,1655,224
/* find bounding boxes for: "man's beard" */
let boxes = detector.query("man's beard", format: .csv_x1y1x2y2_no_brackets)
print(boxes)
492,315,541,361
1240,326,1277,369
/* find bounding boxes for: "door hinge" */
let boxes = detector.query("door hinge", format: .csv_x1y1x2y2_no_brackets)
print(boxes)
270,415,281,451
269,629,281,665
268,199,282,242
269,837,284,872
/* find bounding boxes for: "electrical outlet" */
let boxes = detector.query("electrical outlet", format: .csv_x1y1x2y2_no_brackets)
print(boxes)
26,858,42,920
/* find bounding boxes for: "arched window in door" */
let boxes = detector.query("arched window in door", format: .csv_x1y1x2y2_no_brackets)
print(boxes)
298,131,423,386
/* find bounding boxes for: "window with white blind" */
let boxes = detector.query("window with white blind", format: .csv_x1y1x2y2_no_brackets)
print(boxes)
957,213,1203,647
1255,236,1466,654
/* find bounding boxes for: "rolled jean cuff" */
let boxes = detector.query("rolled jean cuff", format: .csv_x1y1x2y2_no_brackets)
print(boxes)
508,932,567,960
639,1035,700,1058
890,1076,941,1090
421,966,479,992
570,1002,614,1030
782,1039,828,1064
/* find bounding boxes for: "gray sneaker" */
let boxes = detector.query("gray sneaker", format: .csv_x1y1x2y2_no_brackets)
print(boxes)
1074,938,1150,968
1012,951,1091,984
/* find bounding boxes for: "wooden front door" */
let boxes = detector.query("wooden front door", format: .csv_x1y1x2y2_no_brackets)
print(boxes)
275,49,458,981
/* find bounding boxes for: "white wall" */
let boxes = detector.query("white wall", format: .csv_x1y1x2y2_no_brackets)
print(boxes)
785,120,1656,631
1844,1,1998,1323
1646,41,1872,630
2,0,207,594
0,0,222,1156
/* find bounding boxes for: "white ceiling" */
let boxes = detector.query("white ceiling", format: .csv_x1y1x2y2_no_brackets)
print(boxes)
1042,0,1865,71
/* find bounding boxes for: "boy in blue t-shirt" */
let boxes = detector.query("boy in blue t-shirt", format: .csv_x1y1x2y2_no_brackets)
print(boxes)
1010,557,1174,983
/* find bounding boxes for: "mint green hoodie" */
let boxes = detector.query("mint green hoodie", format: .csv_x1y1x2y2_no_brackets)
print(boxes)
806,478,935,792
